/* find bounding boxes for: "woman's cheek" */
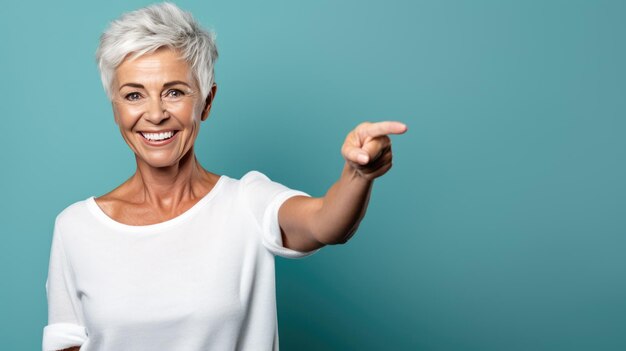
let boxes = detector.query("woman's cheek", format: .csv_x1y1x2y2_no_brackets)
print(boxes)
113,105,139,126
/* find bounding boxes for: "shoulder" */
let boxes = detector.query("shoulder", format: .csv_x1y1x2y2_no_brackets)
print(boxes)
239,170,271,184
54,197,92,229
238,170,296,190
237,170,288,195
237,169,310,204
236,170,276,195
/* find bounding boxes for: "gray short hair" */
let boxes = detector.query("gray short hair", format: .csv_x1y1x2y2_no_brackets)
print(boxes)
95,2,218,100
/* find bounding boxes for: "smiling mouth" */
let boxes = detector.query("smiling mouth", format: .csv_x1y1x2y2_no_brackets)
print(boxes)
138,130,179,142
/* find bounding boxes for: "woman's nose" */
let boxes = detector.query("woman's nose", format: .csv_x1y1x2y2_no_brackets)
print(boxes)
144,96,168,124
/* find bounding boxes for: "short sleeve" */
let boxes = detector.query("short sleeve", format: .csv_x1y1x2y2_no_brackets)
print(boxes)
42,215,88,351
241,170,321,258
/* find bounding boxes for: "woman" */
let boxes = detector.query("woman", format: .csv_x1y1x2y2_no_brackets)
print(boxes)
42,2,407,351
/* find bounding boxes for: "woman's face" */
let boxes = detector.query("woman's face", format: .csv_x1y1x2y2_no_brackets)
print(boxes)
111,46,214,169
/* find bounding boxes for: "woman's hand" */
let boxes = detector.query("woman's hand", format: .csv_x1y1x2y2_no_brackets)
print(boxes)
341,121,408,181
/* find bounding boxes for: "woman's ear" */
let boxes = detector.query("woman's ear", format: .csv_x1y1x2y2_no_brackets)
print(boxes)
201,84,218,121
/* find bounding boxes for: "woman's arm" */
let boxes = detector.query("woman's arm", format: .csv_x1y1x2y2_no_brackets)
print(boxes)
278,121,407,251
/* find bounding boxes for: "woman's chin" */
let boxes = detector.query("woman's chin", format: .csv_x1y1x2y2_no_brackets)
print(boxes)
136,155,181,169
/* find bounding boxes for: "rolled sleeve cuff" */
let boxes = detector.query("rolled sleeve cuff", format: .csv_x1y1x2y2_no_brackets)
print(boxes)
262,190,321,259
42,322,87,351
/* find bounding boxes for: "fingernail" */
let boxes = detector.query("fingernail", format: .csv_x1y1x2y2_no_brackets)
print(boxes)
358,154,369,164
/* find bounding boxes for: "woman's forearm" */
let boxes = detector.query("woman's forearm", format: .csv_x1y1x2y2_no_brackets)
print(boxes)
310,162,374,245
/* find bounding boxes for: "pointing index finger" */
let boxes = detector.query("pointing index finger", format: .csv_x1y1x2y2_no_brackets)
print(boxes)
360,121,408,139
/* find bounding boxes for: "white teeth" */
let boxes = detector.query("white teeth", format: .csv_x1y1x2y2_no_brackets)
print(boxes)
141,131,174,141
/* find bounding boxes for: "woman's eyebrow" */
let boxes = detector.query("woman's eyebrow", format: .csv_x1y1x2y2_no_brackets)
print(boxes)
118,80,192,91
163,80,192,89
119,82,143,90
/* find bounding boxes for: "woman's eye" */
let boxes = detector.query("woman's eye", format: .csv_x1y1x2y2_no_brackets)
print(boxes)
125,92,141,101
165,89,184,98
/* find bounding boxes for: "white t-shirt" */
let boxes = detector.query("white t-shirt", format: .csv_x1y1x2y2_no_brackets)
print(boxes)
42,170,321,351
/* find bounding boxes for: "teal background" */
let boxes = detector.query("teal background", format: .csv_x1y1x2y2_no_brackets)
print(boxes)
1,0,625,350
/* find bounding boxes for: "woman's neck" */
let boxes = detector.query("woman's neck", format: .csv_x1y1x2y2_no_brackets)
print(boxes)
128,148,214,207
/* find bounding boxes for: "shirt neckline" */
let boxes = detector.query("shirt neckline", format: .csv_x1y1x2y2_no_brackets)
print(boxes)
85,175,228,233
